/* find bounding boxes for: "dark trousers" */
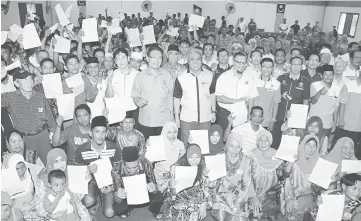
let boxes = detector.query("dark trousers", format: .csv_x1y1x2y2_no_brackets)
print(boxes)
331,127,361,159
271,120,285,150
113,191,164,216
138,124,163,140
216,105,230,133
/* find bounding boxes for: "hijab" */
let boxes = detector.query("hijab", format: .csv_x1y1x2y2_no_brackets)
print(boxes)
225,132,243,150
208,124,224,154
297,134,320,174
303,116,324,142
248,38,257,50
161,121,184,169
43,148,68,187
252,130,282,170
324,137,356,165
173,144,203,186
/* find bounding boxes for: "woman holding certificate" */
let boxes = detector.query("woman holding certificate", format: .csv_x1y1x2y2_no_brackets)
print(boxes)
34,148,92,221
282,134,320,221
211,132,261,221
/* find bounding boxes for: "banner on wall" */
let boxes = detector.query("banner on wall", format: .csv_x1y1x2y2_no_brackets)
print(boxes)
77,0,87,17
274,4,286,32
193,4,202,16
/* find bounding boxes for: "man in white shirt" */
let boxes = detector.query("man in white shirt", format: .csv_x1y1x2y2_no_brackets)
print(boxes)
279,18,289,33
333,58,351,96
215,52,259,131
341,42,360,64
342,50,361,80
225,106,265,153
237,17,248,35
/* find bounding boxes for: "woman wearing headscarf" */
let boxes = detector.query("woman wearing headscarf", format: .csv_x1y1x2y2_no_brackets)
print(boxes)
166,144,210,221
248,38,257,51
208,124,224,155
1,191,23,221
2,153,42,221
2,130,44,168
251,130,285,220
211,132,260,221
282,134,320,221
34,148,92,221
153,121,186,193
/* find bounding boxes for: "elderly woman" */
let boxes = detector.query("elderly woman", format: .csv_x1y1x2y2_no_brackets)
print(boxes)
2,153,43,221
211,132,260,221
282,134,320,221
34,148,92,221
153,121,186,193
3,130,44,167
251,130,285,220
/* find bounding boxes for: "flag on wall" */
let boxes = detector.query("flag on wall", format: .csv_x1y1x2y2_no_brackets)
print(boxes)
274,4,286,32
77,0,86,17
193,4,202,16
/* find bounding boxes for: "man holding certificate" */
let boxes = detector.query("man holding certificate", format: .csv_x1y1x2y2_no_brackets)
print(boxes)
113,147,164,220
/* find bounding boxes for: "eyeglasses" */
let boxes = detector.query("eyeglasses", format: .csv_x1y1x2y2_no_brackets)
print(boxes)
233,59,247,65
149,56,162,60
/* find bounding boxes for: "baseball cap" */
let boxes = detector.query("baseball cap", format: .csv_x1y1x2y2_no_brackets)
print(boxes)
320,48,332,55
12,69,31,81
232,43,243,49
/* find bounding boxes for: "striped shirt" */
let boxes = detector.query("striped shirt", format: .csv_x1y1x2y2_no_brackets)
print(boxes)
73,140,121,165
231,122,265,154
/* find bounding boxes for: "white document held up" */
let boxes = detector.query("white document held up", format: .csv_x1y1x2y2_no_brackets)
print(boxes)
274,135,300,162
145,136,167,162
82,18,99,43
188,14,206,28
341,160,361,173
309,158,338,189
5,60,21,71
127,28,142,47
123,174,150,205
316,195,345,221
142,25,156,45
42,73,64,98
64,5,72,19
55,4,71,26
90,157,113,189
190,130,210,154
22,23,41,50
8,24,23,42
57,94,75,121
2,31,8,45
288,104,309,129
1,168,27,199
49,23,59,34
53,36,71,54
205,154,227,181
175,166,198,193
67,166,89,195
167,28,179,37
65,73,84,96
104,97,126,124
230,101,248,127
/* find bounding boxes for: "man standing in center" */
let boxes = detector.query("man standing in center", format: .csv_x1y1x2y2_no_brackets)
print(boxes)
173,49,217,145
131,47,174,140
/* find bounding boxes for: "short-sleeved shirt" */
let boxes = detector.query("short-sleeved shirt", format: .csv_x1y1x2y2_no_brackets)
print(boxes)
253,77,281,127
59,124,91,164
343,64,360,80
74,140,121,165
131,67,174,127
232,122,265,154
339,80,361,132
279,23,288,32
214,64,232,80
276,73,310,121
1,90,56,133
215,69,259,111
173,69,216,123
308,81,339,129
110,68,139,111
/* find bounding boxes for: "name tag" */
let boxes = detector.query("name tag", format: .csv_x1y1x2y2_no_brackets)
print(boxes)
38,108,43,113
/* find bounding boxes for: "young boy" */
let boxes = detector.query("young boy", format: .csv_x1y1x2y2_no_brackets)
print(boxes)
1,191,23,221
43,170,80,221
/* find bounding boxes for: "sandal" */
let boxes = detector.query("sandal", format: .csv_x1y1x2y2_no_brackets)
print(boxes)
153,212,164,220
120,210,132,219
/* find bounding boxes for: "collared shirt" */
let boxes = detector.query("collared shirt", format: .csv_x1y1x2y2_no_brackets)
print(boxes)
202,55,218,69
162,62,186,81
1,75,16,94
107,126,145,157
308,81,339,129
232,122,265,154
238,21,248,33
277,73,310,121
174,69,216,123
215,69,259,111
253,77,281,127
244,66,261,80
74,140,121,165
341,53,350,64
343,64,360,80
272,66,287,80
131,67,174,127
339,79,361,132
332,76,351,97
2,90,57,133
110,68,139,111
214,64,232,80
301,69,322,84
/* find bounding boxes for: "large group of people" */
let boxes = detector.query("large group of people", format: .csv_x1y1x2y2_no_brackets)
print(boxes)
1,5,361,221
